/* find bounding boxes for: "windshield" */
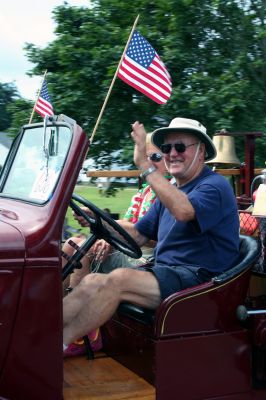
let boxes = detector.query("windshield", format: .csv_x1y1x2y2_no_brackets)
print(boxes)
1,125,72,204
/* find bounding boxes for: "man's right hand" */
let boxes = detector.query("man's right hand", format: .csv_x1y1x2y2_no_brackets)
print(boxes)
91,239,112,261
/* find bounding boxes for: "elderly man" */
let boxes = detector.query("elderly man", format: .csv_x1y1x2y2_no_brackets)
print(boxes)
63,117,239,347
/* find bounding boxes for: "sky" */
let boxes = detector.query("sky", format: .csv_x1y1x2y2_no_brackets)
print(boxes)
0,0,90,100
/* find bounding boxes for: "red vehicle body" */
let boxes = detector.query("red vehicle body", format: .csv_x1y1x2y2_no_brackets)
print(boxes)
0,115,265,400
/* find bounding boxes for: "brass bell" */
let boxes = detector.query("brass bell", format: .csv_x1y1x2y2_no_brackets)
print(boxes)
207,129,241,167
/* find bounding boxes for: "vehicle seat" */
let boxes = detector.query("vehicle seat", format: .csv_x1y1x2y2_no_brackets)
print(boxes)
102,235,261,400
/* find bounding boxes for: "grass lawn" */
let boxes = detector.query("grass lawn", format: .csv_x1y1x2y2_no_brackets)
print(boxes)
65,184,137,234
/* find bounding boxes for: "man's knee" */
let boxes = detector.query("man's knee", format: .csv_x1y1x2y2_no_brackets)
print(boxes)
79,272,109,295
107,267,131,283
78,268,138,298
106,267,143,290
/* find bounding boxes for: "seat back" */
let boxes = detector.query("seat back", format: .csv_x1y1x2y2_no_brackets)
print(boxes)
213,234,260,283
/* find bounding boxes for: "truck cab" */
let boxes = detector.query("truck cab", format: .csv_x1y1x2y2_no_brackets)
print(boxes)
0,115,88,399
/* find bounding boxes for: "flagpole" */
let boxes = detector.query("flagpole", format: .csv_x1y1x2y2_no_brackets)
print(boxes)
28,70,48,124
89,15,140,144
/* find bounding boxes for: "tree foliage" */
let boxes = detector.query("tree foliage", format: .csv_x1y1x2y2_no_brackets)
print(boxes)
6,99,34,136
0,82,19,131
0,81,33,138
20,0,266,166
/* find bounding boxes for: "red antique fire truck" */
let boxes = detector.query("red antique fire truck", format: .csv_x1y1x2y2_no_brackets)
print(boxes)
0,115,265,400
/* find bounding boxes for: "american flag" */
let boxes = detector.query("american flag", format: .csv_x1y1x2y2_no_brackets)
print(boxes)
118,31,172,104
34,79,54,117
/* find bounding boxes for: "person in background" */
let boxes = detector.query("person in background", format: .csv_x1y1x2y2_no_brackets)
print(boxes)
62,133,170,356
103,208,111,217
62,117,240,353
251,189,266,273
97,181,103,195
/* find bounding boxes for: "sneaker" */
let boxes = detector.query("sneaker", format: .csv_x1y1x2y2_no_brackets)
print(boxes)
63,339,86,358
64,328,102,358
88,327,102,352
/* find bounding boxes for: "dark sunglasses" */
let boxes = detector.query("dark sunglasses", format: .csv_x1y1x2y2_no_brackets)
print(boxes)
160,142,199,154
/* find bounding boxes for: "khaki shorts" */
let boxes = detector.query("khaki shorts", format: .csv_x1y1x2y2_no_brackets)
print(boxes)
94,248,153,274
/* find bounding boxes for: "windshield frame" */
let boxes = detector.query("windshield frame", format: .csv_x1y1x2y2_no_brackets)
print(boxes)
0,117,74,205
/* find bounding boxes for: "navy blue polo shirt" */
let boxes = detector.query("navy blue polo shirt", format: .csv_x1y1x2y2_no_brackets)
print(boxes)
135,166,239,273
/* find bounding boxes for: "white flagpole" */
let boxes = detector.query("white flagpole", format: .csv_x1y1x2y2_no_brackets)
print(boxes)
28,70,48,124
89,15,140,144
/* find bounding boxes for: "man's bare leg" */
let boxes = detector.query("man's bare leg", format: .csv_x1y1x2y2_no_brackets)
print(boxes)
63,267,161,345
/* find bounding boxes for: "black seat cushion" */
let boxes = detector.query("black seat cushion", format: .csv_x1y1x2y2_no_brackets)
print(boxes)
117,302,155,325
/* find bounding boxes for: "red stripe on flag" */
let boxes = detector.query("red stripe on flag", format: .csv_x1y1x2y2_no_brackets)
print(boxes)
35,98,54,116
34,79,54,118
118,57,171,103
121,57,171,94
118,68,170,104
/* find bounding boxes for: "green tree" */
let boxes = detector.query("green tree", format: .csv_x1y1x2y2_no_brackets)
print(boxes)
24,0,266,166
0,82,19,131
6,98,34,136
0,82,34,137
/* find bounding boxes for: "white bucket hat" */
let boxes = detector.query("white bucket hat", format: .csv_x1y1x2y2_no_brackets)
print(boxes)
151,117,216,161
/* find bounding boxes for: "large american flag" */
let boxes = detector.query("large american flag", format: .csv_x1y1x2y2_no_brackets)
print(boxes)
118,31,172,104
34,79,54,117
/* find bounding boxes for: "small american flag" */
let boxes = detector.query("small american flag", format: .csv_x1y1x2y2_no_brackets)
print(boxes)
118,31,172,104
34,79,54,117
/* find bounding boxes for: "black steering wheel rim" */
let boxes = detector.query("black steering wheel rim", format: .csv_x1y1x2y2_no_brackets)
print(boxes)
62,193,142,281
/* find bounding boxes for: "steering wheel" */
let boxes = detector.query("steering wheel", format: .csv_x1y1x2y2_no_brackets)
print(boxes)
62,193,142,281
